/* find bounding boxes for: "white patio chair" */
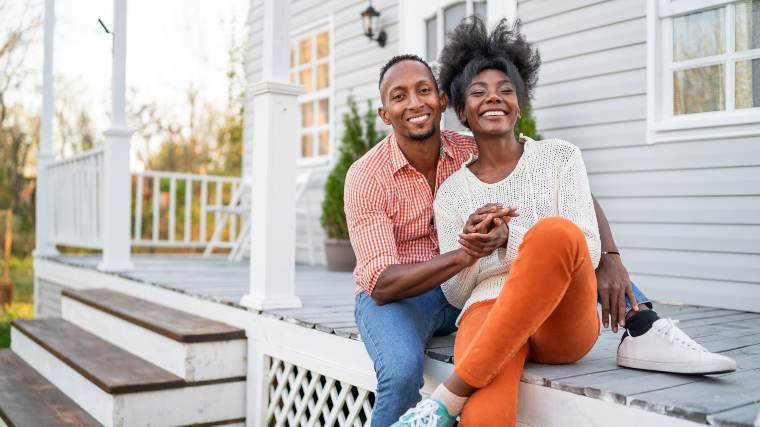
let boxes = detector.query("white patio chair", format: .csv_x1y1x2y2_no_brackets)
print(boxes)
203,171,315,264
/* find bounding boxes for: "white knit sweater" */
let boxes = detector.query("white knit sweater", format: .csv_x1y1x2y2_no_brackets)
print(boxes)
434,137,601,323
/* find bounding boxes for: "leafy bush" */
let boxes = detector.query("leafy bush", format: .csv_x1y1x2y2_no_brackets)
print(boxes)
321,97,386,239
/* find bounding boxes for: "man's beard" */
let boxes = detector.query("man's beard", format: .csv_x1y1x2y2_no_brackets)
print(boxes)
408,124,437,142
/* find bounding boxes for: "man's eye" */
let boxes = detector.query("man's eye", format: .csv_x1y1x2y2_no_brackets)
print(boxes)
392,94,403,100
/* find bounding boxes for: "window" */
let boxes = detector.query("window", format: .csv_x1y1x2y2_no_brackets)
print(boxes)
290,26,332,161
424,1,488,132
648,0,760,142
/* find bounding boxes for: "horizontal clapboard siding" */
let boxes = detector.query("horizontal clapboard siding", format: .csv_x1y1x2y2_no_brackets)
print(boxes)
244,0,398,264
521,0,760,310
36,278,69,319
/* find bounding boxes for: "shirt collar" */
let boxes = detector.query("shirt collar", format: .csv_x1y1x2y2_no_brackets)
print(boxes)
388,131,456,174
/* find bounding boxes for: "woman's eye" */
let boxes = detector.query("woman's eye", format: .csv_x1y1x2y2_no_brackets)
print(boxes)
419,87,431,94
470,91,485,97
501,88,513,94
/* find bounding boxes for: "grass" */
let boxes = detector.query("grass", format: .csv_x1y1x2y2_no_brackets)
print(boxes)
0,256,35,348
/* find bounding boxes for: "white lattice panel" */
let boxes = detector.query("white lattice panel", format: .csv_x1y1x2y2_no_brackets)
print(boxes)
266,356,375,427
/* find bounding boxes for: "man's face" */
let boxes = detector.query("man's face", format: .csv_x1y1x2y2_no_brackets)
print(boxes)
378,60,447,142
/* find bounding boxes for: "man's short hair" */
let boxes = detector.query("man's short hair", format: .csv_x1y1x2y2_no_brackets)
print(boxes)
378,54,437,91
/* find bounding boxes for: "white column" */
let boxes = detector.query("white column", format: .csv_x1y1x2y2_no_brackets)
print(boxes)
240,0,302,311
98,0,133,271
34,0,59,258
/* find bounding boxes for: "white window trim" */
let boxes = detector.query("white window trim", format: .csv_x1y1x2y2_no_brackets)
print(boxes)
291,16,335,168
647,0,760,143
398,0,516,60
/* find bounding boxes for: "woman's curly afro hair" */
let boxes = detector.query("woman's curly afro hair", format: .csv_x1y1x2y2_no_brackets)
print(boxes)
438,17,541,128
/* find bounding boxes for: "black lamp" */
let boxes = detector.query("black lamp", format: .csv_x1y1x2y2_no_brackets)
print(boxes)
360,3,387,47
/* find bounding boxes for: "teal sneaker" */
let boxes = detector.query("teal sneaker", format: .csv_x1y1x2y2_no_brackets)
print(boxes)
391,398,457,427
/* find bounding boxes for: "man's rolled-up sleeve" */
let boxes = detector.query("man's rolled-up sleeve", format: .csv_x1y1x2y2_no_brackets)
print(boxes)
344,165,398,295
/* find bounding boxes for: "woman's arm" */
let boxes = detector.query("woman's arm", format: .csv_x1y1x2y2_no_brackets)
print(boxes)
558,148,601,268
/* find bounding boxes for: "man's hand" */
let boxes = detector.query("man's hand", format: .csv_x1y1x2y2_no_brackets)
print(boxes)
596,253,638,333
458,204,519,258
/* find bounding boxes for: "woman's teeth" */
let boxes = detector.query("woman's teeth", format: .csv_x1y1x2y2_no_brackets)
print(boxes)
482,111,506,117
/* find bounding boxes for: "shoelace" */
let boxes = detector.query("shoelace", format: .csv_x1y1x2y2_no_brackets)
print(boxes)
660,318,707,351
400,400,441,427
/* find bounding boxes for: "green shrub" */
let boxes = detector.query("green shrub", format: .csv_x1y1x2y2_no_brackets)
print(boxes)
321,97,386,240
515,105,542,141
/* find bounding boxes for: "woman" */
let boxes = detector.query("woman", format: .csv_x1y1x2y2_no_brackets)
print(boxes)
393,17,601,427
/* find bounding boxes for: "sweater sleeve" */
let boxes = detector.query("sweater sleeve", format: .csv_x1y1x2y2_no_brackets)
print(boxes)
434,180,479,309
558,148,601,268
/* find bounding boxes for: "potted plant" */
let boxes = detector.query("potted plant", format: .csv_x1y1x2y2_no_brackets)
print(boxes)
321,97,386,271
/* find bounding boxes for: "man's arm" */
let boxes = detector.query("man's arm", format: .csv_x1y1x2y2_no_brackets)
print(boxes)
593,195,638,332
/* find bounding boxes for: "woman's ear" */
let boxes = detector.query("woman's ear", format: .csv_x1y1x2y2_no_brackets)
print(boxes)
456,107,468,127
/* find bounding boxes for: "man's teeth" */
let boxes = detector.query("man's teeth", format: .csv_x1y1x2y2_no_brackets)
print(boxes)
482,111,506,117
409,114,429,123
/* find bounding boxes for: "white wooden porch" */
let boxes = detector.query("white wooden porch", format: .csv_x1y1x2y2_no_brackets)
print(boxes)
33,254,760,427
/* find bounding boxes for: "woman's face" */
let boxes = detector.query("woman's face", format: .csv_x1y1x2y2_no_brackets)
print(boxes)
460,69,520,138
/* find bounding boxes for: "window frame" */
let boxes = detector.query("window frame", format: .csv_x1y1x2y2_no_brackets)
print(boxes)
647,0,760,143
290,17,335,167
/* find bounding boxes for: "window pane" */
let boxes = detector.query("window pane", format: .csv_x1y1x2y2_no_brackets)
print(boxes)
298,38,312,65
316,32,330,58
673,8,725,61
673,65,725,114
301,102,313,128
736,0,760,51
474,1,488,21
301,134,314,158
736,59,760,109
318,99,329,125
289,72,295,84
290,47,295,68
316,63,330,90
426,17,438,62
318,130,330,155
299,68,312,93
444,3,466,35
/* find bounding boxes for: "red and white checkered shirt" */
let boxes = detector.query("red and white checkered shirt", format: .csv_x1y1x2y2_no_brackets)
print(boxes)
344,130,478,295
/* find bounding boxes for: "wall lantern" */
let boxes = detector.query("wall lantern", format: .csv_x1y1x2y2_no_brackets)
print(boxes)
360,3,387,47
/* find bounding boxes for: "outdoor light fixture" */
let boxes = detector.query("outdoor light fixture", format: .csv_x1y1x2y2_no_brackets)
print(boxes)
360,3,387,47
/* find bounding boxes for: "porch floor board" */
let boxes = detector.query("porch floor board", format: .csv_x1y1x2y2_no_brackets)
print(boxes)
47,255,760,426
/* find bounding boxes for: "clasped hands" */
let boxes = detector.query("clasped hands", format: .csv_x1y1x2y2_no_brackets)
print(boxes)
456,203,519,267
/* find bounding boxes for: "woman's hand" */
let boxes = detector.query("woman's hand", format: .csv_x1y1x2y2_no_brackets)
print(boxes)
458,204,519,258
596,253,638,333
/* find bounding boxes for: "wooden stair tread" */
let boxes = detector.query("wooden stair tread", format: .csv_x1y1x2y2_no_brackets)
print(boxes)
12,319,185,394
0,350,101,427
62,288,245,343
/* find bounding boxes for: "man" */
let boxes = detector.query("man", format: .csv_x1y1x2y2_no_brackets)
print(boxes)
344,54,735,426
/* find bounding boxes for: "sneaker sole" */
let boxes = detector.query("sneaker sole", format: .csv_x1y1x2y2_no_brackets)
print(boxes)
617,356,736,375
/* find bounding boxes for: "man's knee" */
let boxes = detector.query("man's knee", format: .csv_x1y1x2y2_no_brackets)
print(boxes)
378,354,425,391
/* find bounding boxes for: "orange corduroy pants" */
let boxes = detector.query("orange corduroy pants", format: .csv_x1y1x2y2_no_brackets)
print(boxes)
453,217,600,427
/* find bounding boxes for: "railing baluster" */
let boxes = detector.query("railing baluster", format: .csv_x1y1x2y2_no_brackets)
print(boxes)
184,178,192,243
134,173,144,241
153,176,160,243
200,178,208,243
230,183,237,242
169,177,176,243
215,180,222,240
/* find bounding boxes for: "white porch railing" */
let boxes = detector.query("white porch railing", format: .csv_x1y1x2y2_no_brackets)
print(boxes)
131,171,243,249
47,148,105,249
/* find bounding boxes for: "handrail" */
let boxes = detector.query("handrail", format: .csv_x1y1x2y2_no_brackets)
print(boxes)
131,171,243,249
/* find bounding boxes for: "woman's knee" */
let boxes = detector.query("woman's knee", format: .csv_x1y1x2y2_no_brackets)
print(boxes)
527,217,584,247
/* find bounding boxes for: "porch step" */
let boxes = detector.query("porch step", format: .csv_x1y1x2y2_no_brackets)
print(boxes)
0,350,101,427
10,319,246,427
61,288,246,381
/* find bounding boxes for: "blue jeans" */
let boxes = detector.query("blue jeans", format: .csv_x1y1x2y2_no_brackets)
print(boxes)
355,287,460,427
356,283,651,426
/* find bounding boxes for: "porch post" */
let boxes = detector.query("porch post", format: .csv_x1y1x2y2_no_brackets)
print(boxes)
34,0,59,258
240,0,302,311
98,0,133,271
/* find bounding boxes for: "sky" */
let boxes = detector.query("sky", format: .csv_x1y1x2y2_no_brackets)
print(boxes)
5,0,248,157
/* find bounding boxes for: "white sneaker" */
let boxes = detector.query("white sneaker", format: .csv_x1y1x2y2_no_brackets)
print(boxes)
617,318,737,375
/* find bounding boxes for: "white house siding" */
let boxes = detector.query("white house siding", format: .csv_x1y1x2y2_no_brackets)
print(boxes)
35,278,68,318
244,0,399,265
520,0,760,312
